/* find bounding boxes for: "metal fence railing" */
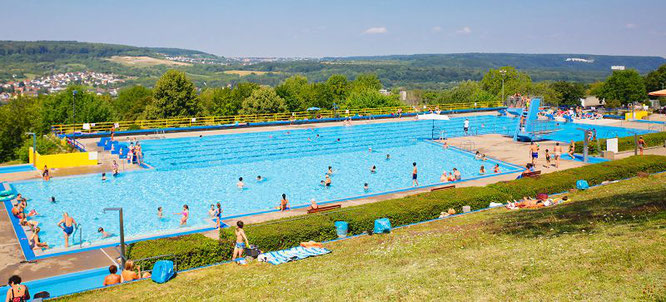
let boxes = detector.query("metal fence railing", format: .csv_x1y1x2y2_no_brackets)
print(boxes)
51,101,503,135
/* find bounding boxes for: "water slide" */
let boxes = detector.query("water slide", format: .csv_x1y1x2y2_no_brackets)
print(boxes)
513,98,542,141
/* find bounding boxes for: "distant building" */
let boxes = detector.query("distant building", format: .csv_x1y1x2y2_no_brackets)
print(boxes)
611,66,625,71
399,90,407,101
379,89,390,96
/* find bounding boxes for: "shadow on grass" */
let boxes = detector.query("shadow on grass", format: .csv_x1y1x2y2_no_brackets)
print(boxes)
490,187,666,238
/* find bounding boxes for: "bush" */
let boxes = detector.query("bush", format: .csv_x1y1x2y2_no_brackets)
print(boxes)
128,155,666,270
575,132,666,154
126,234,233,271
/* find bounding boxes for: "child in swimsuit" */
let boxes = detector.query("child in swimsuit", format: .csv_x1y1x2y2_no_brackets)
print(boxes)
174,205,189,225
232,220,250,261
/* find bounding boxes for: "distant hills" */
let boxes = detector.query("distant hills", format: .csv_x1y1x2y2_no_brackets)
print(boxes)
1,41,664,89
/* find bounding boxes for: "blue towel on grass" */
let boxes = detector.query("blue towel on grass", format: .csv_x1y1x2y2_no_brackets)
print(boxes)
260,247,331,265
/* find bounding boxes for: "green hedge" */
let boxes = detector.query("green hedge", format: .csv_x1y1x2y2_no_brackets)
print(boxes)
124,155,666,270
127,233,233,271
574,132,666,154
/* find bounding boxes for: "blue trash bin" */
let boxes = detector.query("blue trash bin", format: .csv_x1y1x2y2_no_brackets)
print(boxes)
373,218,392,234
334,221,348,238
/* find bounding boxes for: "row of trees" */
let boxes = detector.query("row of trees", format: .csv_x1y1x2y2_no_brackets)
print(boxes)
2,64,665,163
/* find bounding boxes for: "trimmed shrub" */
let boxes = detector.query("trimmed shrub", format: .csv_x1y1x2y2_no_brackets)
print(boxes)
127,234,232,271
574,132,666,154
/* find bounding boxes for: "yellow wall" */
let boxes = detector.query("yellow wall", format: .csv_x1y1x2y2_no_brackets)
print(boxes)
625,111,648,120
29,147,98,169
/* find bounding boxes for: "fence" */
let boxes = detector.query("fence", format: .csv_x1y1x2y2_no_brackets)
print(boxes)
51,102,503,135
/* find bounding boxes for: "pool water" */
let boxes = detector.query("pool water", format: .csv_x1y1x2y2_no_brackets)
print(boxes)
10,115,651,250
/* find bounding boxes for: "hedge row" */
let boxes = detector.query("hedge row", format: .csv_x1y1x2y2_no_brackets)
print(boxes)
124,155,666,270
574,132,666,154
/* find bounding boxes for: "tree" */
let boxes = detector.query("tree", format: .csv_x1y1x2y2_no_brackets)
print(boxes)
550,81,585,106
597,69,646,105
645,64,666,93
351,73,382,92
112,85,153,120
528,82,562,106
239,87,287,114
40,86,112,127
0,96,42,162
342,88,401,108
275,75,312,111
481,66,532,101
326,74,350,102
147,70,199,118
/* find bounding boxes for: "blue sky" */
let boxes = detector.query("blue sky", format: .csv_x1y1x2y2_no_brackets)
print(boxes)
1,0,665,57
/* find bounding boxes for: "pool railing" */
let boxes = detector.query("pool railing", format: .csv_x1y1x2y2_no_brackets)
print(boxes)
51,102,503,135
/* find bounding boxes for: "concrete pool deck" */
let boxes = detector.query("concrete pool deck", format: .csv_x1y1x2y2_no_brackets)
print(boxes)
1,112,665,285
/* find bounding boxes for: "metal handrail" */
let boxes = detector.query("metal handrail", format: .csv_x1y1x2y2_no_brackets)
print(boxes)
51,102,503,134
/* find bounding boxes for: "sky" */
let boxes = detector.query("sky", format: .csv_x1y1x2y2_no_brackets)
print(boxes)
1,0,665,58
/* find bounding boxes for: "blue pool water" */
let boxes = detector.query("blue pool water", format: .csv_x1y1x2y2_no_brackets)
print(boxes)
0,164,35,174
9,115,652,250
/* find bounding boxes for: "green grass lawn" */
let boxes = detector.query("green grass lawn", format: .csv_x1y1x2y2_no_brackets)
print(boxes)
62,174,666,301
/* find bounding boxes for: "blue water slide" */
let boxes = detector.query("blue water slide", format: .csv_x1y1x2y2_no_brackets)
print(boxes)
512,98,541,141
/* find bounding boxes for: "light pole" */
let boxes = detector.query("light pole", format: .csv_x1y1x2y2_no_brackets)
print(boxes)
26,132,36,166
103,207,126,269
499,69,507,104
72,90,77,123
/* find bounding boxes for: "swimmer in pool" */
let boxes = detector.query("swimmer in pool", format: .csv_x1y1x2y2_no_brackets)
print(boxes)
364,183,369,191
57,212,76,248
327,166,333,175
479,165,486,175
208,204,216,217
256,175,264,182
237,177,245,189
386,154,390,160
157,207,163,219
494,164,501,173
102,173,107,181
174,205,189,225
370,165,376,173
368,147,372,152
324,175,332,187
98,227,112,238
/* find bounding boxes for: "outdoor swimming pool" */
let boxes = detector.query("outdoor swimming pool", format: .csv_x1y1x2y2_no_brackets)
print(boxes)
8,114,652,252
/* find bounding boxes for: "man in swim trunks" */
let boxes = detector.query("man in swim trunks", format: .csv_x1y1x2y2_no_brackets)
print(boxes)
412,162,418,186
57,212,76,248
638,136,646,155
553,142,562,168
529,142,539,165
232,220,250,261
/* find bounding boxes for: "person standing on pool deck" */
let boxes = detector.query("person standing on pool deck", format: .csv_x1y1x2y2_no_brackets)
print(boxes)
568,140,575,158
529,142,539,165
412,162,418,186
232,220,250,261
463,118,470,136
553,142,562,168
57,212,76,248
638,136,646,155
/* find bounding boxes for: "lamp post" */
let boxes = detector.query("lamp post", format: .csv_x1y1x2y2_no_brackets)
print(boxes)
499,69,507,104
72,90,77,123
26,132,36,166
103,207,126,269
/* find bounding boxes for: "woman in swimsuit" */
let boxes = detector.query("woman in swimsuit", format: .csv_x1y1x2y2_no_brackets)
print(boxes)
5,275,30,302
568,140,575,157
30,227,49,250
174,205,189,225
42,165,50,181
216,202,222,229
279,194,289,211
57,212,76,248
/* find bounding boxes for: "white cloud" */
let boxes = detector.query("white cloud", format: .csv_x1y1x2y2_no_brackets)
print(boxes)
431,26,442,33
456,26,472,35
625,23,637,29
363,27,388,35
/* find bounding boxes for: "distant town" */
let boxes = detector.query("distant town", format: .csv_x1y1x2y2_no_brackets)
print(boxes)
0,71,124,101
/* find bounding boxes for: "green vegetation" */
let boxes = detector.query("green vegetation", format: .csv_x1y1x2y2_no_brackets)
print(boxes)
60,172,666,301
575,131,666,154
127,234,233,272
105,155,666,276
596,69,647,105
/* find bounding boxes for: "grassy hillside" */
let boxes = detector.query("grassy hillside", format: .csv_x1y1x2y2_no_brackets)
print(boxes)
2,41,665,89
61,174,666,301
